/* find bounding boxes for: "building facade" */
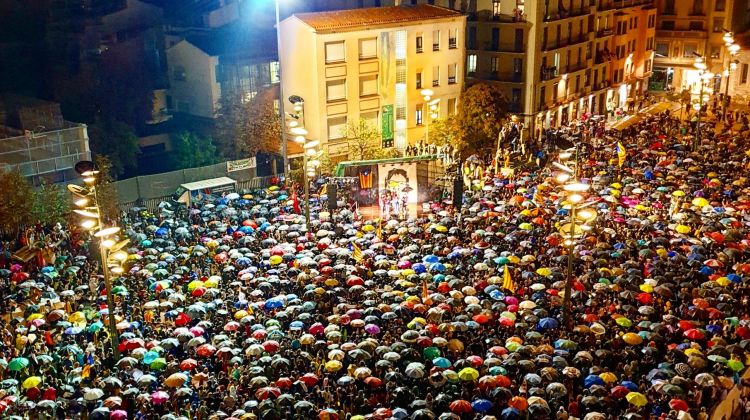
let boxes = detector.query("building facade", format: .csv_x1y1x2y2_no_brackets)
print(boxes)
279,4,466,162
651,0,741,96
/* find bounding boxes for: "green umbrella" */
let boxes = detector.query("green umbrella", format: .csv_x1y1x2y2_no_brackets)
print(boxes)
112,286,128,295
150,358,168,370
8,357,29,371
423,347,440,359
87,321,103,333
494,257,509,265
727,359,744,372
57,344,82,356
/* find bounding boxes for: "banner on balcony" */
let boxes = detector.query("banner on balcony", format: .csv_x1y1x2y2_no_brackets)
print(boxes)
227,157,256,172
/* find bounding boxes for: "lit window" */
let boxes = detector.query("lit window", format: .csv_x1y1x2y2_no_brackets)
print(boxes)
359,75,378,97
467,54,477,74
359,38,377,60
325,41,345,64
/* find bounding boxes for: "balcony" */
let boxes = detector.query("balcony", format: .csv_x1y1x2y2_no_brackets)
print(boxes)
597,0,654,10
482,42,525,53
449,39,457,49
596,28,614,38
448,76,457,84
541,66,559,81
542,34,590,52
544,6,591,22
474,71,524,84
655,29,707,39
565,62,588,73
467,11,528,24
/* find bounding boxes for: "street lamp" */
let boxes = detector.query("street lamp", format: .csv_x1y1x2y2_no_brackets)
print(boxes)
420,89,436,145
693,55,713,150
275,0,290,182
68,163,129,362
554,148,596,329
290,127,318,227
722,40,741,122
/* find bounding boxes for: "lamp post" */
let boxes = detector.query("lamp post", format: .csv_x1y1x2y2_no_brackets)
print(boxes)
553,148,596,329
721,32,741,122
68,163,129,362
420,89,435,145
692,55,713,151
275,0,288,181
290,127,319,227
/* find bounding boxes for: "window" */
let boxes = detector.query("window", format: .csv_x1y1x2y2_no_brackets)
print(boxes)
715,0,725,11
493,0,501,16
359,38,377,60
448,63,457,84
692,0,703,15
215,64,222,83
645,59,652,73
173,65,186,81
539,87,546,109
513,58,522,74
552,83,558,102
491,57,499,72
655,42,669,57
327,116,347,140
449,29,457,49
710,46,721,59
325,41,345,63
416,104,423,125
467,54,477,74
664,0,675,14
491,28,499,50
361,111,378,129
416,33,423,53
741,64,749,84
416,70,422,89
432,65,440,86
359,75,378,97
447,97,457,116
270,61,280,83
661,21,675,30
689,21,704,30
683,44,697,58
713,18,724,32
432,30,440,51
326,79,346,102
648,15,655,28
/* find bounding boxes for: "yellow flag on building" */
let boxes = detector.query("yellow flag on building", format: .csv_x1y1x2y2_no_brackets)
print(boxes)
502,265,516,294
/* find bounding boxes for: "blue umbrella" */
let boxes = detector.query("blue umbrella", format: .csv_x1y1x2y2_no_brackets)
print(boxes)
699,266,714,275
584,374,604,388
143,351,159,365
430,263,446,273
264,298,284,310
239,226,254,234
471,399,493,412
501,407,520,420
538,317,559,330
423,255,439,264
290,321,304,330
432,357,451,368
64,327,82,335
155,228,168,237
412,263,426,274
489,289,504,301
706,324,722,335
727,273,742,283
621,380,638,391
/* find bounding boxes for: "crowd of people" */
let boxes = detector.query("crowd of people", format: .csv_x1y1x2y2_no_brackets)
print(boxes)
1,102,750,420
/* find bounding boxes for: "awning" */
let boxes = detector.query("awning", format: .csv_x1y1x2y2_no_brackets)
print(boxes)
610,114,643,131
640,101,681,116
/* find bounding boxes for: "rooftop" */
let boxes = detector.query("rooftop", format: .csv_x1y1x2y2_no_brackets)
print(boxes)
293,4,462,32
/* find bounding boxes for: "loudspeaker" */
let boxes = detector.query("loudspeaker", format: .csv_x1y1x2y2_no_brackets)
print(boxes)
328,183,338,212
452,178,464,211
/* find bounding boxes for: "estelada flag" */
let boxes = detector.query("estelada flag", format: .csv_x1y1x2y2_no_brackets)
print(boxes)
616,142,627,167
502,265,516,294
351,243,363,263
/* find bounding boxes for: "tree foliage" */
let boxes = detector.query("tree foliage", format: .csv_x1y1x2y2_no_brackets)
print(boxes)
169,131,220,170
0,171,34,234
343,118,381,161
31,181,71,226
94,155,120,222
428,116,461,148
456,83,508,153
215,86,280,160
88,118,141,178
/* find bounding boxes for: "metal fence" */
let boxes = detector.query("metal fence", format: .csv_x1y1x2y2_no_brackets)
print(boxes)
113,161,276,211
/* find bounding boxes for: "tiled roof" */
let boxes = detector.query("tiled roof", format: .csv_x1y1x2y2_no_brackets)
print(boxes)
293,4,462,32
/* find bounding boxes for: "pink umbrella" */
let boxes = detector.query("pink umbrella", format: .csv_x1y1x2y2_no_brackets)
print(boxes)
151,391,170,405
364,324,381,335
189,326,205,337
504,296,518,306
110,410,128,420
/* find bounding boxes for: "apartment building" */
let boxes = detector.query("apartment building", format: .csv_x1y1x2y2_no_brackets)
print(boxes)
279,4,466,161
651,0,747,95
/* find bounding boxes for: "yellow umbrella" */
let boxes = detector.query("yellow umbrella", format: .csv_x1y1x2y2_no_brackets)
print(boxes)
507,255,521,264
716,277,731,287
622,333,643,346
639,284,654,293
634,204,650,211
204,277,219,288
615,317,632,328
626,392,648,407
362,225,375,232
68,312,86,323
324,279,339,287
187,280,204,292
26,313,43,321
536,268,552,277
675,225,691,234
610,182,622,189
22,376,42,389
325,360,343,372
599,372,618,384
684,348,703,357
672,190,685,197
165,372,187,388
435,225,448,233
692,197,709,207
269,255,283,265
234,310,248,320
458,367,479,381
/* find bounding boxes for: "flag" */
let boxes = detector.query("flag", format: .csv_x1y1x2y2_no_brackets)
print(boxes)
616,142,627,167
291,189,300,214
376,219,383,240
502,265,515,294
82,364,92,379
422,279,429,300
351,243,363,263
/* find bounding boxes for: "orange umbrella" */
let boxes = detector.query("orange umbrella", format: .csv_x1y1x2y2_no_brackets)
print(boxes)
509,396,528,411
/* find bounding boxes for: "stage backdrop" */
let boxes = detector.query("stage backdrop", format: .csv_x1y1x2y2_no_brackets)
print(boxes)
378,162,419,219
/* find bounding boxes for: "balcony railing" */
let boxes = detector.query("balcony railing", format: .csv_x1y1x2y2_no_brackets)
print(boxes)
597,0,654,10
544,6,591,22
449,39,457,49
655,29,707,39
541,66,559,81
596,28,614,38
467,11,527,23
433,44,440,51
483,42,524,53
448,76,457,84
542,34,589,51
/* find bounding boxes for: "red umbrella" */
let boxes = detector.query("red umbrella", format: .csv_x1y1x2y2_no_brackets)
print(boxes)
478,376,498,390
299,373,319,387
736,326,750,339
449,399,472,413
255,386,281,400
276,377,293,389
174,313,191,327
489,346,508,356
684,329,705,340
610,385,629,399
364,377,383,388
372,408,391,418
262,340,280,353
118,338,145,352
495,375,512,388
466,355,483,367
472,314,491,324
669,399,689,411
252,330,267,340
179,359,198,371
636,293,653,304
319,408,339,420
498,318,514,327
678,320,694,330
196,344,216,357
309,323,324,335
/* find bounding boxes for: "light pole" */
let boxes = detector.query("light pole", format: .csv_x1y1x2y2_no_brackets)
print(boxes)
290,127,319,227
275,0,288,181
692,55,713,151
553,148,596,329
420,89,437,145
721,32,741,122
68,163,129,362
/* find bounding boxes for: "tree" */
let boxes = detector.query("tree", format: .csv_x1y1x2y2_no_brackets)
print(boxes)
456,83,508,153
0,171,34,234
169,131,220,170
343,118,381,161
94,155,120,222
427,116,461,148
31,181,71,226
88,118,141,178
215,86,280,160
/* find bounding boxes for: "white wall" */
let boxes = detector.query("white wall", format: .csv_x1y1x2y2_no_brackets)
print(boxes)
166,41,221,119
